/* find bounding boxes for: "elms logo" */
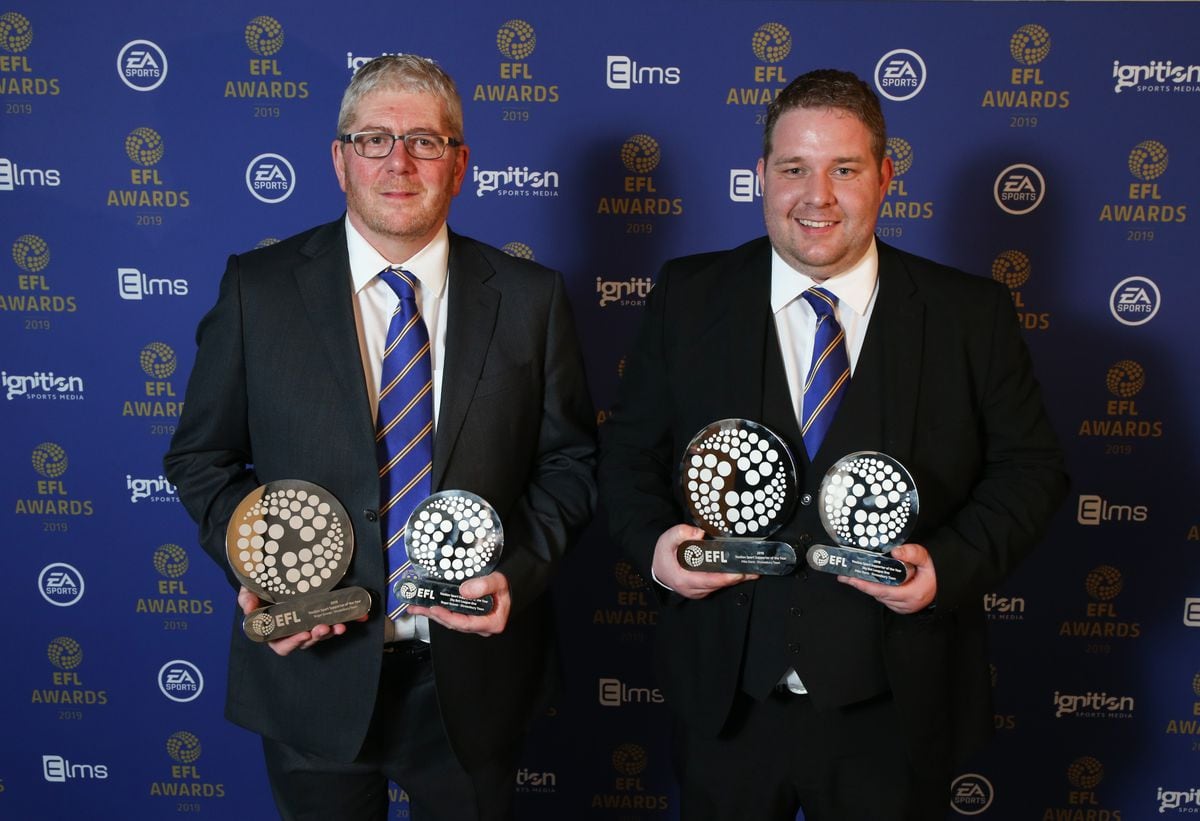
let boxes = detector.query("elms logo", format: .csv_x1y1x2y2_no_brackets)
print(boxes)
606,55,681,89
43,755,108,782
116,40,167,91
246,153,296,203
158,659,204,702
0,156,61,191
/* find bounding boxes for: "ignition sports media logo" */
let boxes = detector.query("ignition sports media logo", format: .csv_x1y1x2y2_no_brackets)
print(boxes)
345,50,404,74
1077,494,1148,525
596,276,652,308
107,127,190,210
1078,359,1163,441
598,134,682,217
982,592,1026,622
224,16,309,101
2,370,84,401
994,163,1045,215
606,55,680,90
246,153,296,203
981,23,1070,110
515,766,557,794
117,39,167,91
17,442,95,517
598,677,664,707
127,474,177,503
118,266,189,300
1158,787,1200,814
0,156,61,191
38,562,84,606
472,164,559,198
1099,140,1187,225
500,242,534,260
43,755,108,783
991,249,1050,330
158,659,204,702
1112,59,1200,94
1053,690,1135,719
879,137,933,223
473,19,559,110
950,773,994,815
0,11,60,97
874,49,927,101
726,22,791,106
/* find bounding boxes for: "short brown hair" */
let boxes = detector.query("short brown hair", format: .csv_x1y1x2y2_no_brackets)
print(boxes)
762,69,887,163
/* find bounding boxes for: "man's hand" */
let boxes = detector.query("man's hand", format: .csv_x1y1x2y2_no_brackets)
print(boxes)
238,586,361,657
838,543,937,614
409,570,512,637
651,524,759,600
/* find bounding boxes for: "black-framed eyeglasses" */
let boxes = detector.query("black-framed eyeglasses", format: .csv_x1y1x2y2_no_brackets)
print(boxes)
338,131,462,160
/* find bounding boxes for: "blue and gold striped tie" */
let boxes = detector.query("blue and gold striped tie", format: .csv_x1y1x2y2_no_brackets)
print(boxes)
376,268,433,618
800,287,850,460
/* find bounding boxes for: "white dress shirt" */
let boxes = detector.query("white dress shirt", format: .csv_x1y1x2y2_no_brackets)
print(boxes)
346,216,452,643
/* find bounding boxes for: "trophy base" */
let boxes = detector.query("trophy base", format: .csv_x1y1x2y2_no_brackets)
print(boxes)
805,544,908,585
677,539,797,575
242,586,373,642
394,577,494,615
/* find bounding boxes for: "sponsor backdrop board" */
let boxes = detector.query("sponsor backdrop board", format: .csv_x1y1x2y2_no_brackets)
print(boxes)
1,2,1197,818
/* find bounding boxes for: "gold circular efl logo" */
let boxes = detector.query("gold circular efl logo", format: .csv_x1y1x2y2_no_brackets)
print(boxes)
0,11,33,53
154,544,189,579
125,127,164,167
166,731,202,764
32,442,68,479
614,560,647,591
1128,140,1168,181
245,15,284,56
1084,565,1123,601
1009,24,1051,66
1105,360,1144,399
990,250,1031,289
497,19,536,61
621,134,660,175
886,137,913,177
751,22,791,64
12,234,50,273
501,242,534,260
140,341,177,379
1066,756,1104,790
47,636,82,670
611,743,648,776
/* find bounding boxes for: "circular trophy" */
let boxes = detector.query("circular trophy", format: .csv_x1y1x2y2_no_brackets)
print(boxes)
676,419,799,574
226,480,372,642
805,452,919,585
393,490,503,615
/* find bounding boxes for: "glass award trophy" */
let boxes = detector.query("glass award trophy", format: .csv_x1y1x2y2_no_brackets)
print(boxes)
392,490,503,615
226,480,372,642
804,452,919,585
676,419,799,574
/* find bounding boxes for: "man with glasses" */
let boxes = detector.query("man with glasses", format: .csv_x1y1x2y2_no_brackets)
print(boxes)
166,55,596,821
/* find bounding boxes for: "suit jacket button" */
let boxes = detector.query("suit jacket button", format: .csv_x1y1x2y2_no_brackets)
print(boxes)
790,606,802,617
800,493,813,506
735,593,748,606
788,642,801,655
364,510,378,522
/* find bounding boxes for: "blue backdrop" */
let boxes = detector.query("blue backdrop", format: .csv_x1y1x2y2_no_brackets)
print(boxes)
3,2,1198,818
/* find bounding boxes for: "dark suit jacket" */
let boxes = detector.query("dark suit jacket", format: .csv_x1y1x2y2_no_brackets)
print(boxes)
164,219,596,770
598,237,1066,770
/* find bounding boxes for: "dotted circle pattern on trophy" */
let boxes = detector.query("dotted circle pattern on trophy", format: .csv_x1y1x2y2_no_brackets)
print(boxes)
229,482,350,601
682,545,704,568
818,452,919,551
681,420,796,539
13,234,49,272
404,491,503,582
247,611,276,638
991,250,1031,289
166,731,202,765
1128,140,1168,180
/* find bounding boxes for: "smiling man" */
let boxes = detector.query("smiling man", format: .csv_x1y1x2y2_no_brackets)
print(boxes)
165,55,596,821
599,69,1066,820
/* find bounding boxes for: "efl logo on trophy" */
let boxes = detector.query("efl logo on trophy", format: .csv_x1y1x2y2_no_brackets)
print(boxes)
805,452,918,585
226,480,371,642
676,419,798,574
393,490,503,615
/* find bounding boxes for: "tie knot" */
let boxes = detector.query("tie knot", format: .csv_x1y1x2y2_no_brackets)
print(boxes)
380,267,419,302
801,287,838,318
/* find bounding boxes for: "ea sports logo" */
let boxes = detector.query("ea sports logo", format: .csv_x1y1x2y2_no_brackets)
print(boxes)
1109,276,1160,326
1128,140,1168,180
117,40,168,92
245,16,284,56
682,545,704,568
125,127,165,167
993,163,1046,215
950,773,994,815
246,153,297,204
39,563,85,607
497,19,536,61
158,659,204,702
1009,24,1051,65
621,134,660,175
751,23,791,64
991,250,1031,289
12,233,49,272
874,49,927,102
140,341,177,379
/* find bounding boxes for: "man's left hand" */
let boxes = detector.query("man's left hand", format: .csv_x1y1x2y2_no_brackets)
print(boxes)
408,570,511,637
838,543,937,615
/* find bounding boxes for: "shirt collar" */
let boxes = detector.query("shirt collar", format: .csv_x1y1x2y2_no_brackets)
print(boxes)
769,238,879,319
345,216,449,298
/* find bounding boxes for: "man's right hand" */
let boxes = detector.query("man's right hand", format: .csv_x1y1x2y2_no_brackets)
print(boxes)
238,586,356,657
651,524,759,599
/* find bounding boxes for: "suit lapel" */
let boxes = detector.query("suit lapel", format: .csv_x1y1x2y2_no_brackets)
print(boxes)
432,234,500,489
873,242,924,462
291,220,374,436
